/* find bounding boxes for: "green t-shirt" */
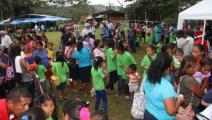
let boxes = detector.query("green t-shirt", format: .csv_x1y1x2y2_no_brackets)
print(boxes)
117,51,136,79
37,65,47,81
51,62,69,83
91,67,105,90
156,43,163,53
46,116,53,120
106,48,117,72
172,55,181,69
141,54,156,70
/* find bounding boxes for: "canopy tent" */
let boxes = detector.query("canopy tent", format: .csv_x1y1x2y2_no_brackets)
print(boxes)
177,0,212,30
177,0,212,44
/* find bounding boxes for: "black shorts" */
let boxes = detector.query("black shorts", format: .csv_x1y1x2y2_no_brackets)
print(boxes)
69,65,80,80
79,66,91,83
57,82,67,90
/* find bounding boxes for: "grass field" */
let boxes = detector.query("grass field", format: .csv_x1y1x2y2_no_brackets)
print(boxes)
46,31,146,120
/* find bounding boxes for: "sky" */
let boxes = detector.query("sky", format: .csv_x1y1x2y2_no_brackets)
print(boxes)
89,0,125,6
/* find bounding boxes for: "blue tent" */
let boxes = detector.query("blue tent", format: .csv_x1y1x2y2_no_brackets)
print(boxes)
10,19,25,25
22,18,44,23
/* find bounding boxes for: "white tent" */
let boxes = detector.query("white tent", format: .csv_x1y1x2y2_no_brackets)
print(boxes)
177,0,212,30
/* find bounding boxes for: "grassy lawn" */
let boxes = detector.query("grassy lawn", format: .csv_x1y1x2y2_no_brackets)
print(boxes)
46,31,146,120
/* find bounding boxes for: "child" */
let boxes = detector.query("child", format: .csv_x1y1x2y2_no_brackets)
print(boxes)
172,48,184,70
51,51,69,101
46,42,54,61
21,107,46,120
39,94,57,120
35,56,47,92
141,45,156,75
117,43,136,99
46,42,54,92
91,56,108,113
193,59,211,86
63,99,90,120
105,39,118,93
91,110,109,120
128,64,140,99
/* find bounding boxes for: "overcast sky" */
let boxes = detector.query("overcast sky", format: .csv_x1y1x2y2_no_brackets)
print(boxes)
89,0,125,6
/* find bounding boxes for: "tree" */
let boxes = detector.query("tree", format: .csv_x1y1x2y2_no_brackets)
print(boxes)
125,0,200,24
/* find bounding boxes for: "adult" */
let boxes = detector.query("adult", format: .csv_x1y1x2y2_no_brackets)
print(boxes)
60,28,70,53
33,41,48,68
0,45,9,98
101,22,109,47
0,30,12,53
176,56,207,113
128,23,136,53
154,23,162,44
72,41,92,95
0,86,31,120
176,30,189,55
185,30,194,55
143,53,184,119
107,20,113,37
81,23,92,38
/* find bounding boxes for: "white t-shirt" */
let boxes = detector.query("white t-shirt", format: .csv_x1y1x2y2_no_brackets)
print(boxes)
93,48,105,60
1,35,12,48
186,36,194,55
177,37,191,55
15,56,22,73
81,28,92,37
107,23,113,30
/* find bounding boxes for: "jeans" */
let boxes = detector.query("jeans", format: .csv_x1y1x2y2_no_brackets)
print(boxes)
144,109,157,120
129,39,136,53
95,90,108,113
118,75,130,96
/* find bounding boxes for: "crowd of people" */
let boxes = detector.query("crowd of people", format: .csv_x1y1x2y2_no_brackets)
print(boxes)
0,20,212,120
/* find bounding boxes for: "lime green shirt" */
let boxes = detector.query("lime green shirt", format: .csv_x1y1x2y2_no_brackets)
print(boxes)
91,67,105,90
51,62,69,83
106,48,117,72
46,116,53,120
172,55,181,69
156,43,163,53
117,51,136,79
141,54,156,73
37,64,47,81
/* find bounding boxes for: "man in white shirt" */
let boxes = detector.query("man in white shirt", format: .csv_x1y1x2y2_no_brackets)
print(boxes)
81,23,92,37
0,30,12,52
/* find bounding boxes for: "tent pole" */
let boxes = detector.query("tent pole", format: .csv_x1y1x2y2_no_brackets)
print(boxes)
202,19,206,45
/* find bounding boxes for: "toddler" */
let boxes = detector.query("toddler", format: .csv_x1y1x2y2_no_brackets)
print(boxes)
128,64,140,99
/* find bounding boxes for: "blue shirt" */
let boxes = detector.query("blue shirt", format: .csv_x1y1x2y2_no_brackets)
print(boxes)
72,47,92,67
33,49,48,67
101,26,109,38
143,75,176,120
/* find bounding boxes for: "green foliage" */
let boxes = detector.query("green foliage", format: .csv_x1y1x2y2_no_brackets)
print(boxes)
125,0,200,24
0,0,47,19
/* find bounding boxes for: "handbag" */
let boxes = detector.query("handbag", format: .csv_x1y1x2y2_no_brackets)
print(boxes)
51,64,60,86
175,75,195,120
131,82,146,119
